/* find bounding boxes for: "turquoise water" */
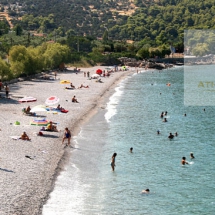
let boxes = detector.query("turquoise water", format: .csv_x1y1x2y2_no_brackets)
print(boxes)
43,67,215,215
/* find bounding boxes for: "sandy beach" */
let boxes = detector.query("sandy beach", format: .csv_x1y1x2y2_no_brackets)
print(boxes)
0,66,134,215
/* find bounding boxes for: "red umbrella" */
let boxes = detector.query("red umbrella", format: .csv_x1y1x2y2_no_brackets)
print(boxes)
96,69,103,75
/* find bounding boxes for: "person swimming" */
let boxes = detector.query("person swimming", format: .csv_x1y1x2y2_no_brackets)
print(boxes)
130,147,133,153
181,157,189,165
157,130,160,135
164,111,168,116
168,133,174,139
142,188,150,194
190,152,195,159
160,112,164,118
174,132,178,136
163,118,167,122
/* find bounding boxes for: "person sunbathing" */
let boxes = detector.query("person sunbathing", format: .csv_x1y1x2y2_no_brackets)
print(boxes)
56,104,66,112
56,104,63,110
22,106,35,116
70,83,76,88
46,121,58,132
65,83,75,90
20,132,31,140
72,95,79,103
78,84,89,89
26,106,31,113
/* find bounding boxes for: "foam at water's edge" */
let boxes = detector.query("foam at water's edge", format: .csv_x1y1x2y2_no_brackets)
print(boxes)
105,80,126,123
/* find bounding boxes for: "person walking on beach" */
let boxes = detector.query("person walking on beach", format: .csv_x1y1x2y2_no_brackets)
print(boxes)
5,84,9,98
111,152,117,171
62,127,71,146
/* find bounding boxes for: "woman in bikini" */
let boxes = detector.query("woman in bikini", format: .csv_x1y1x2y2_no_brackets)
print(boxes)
62,127,71,146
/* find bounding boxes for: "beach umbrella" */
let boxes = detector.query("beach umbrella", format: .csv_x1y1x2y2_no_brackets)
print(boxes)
19,96,37,103
60,80,70,84
30,105,48,112
30,118,49,126
45,96,60,105
92,74,100,79
96,69,103,75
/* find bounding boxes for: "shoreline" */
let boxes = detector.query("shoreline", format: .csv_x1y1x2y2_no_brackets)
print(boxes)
41,67,133,213
0,66,135,214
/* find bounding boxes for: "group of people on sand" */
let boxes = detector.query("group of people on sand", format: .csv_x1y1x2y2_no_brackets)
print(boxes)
65,82,89,90
19,122,72,145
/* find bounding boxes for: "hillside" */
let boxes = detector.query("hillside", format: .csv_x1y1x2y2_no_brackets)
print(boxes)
0,0,137,36
1,0,215,45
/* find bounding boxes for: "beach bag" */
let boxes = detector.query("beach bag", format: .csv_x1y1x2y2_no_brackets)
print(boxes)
14,121,20,125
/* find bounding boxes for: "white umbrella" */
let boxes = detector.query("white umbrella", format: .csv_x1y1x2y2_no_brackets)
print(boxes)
45,96,60,105
30,105,48,112
91,74,100,79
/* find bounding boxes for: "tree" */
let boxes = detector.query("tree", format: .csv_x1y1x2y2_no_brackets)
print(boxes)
14,24,23,36
192,43,209,56
102,30,108,42
137,46,150,58
0,58,11,80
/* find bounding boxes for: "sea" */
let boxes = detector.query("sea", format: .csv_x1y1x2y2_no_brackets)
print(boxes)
43,66,215,215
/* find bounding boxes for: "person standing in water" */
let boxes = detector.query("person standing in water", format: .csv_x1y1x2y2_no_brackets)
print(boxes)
181,157,189,165
130,147,133,153
111,153,117,171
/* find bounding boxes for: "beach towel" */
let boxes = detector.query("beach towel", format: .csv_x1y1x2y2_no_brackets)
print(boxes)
10,136,21,140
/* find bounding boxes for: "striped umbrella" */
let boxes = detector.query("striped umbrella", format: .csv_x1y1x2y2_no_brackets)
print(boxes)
30,118,49,126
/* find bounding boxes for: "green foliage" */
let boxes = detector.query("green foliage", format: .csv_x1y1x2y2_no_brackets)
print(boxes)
3,0,215,50
8,42,71,77
192,43,209,56
137,46,150,58
14,24,23,36
185,30,215,55
0,20,9,35
0,58,11,80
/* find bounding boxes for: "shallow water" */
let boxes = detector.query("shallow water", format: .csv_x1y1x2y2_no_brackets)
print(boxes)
43,67,215,215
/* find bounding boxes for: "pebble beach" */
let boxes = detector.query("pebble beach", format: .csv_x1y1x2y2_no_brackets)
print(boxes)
0,66,133,215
